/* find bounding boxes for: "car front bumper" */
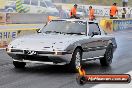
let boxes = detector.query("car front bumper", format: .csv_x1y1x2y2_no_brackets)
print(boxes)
7,49,72,65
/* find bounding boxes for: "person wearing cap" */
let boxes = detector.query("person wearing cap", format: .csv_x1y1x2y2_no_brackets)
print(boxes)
110,3,118,19
70,4,79,19
89,6,95,21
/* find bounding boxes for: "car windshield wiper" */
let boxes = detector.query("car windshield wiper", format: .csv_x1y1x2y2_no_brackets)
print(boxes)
44,31,85,35
66,32,85,35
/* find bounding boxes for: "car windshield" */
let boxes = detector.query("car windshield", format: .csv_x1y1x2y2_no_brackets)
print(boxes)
42,20,87,35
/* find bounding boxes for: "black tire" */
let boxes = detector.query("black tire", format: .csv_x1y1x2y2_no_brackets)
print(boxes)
76,75,87,85
13,61,26,69
100,44,113,66
68,48,82,72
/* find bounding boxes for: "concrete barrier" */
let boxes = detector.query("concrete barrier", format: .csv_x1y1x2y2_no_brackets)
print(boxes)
0,24,44,29
0,13,60,24
6,13,48,24
100,18,132,33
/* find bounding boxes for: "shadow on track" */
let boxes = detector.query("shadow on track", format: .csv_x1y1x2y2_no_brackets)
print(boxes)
12,61,113,75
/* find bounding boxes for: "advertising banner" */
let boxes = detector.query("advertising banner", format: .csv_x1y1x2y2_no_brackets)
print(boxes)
113,19,132,31
83,5,130,17
55,3,132,18
0,30,17,48
0,29,37,48
100,19,132,33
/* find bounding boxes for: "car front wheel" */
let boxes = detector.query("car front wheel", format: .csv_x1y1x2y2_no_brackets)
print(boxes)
13,61,26,68
69,48,82,72
100,44,113,66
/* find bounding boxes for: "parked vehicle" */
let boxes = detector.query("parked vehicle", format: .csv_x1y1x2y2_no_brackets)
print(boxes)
5,1,16,12
5,0,59,14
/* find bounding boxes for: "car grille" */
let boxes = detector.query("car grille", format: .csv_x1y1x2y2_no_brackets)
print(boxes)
16,55,52,62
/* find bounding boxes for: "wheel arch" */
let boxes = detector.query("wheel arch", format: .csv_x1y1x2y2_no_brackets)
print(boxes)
6,7,15,12
74,46,83,52
107,40,114,48
108,38,117,48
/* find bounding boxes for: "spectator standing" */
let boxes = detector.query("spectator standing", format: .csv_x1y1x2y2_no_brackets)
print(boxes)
110,3,118,19
122,8,127,18
89,6,95,21
70,4,80,19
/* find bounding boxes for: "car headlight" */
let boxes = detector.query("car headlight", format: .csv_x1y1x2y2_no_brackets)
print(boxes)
53,49,67,55
54,51,62,55
6,48,11,52
54,51,68,55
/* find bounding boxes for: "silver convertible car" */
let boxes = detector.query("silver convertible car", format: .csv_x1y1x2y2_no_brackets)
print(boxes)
6,19,117,72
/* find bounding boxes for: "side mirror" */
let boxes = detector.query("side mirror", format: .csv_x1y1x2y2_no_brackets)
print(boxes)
91,32,99,37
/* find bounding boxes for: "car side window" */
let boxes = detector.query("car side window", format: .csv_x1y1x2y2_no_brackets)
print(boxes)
31,0,38,6
88,23,101,36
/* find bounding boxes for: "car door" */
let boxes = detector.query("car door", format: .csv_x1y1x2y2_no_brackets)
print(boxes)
82,23,105,59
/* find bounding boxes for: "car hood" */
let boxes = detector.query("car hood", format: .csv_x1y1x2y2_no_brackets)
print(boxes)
9,33,87,51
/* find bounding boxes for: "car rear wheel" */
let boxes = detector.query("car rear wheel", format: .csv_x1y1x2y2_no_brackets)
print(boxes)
100,44,113,66
13,61,26,68
69,48,82,72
